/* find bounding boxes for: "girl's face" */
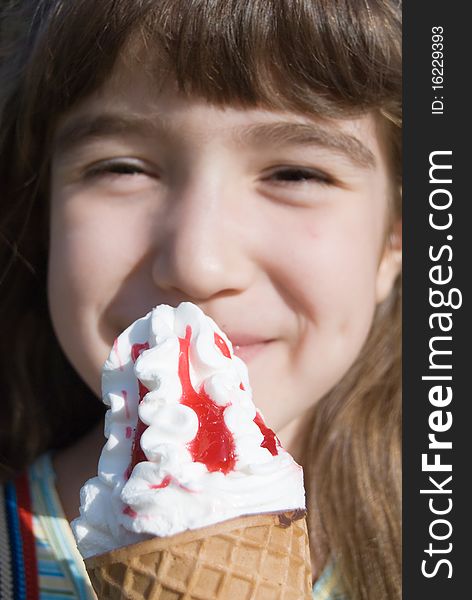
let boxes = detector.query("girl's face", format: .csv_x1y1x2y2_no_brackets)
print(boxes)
49,58,401,444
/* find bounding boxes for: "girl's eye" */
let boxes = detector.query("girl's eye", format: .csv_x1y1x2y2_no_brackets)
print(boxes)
84,160,151,179
268,167,332,185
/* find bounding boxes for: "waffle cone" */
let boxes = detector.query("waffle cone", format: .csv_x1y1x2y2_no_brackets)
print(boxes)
84,510,312,599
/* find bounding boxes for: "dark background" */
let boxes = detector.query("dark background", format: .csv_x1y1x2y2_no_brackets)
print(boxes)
403,2,470,597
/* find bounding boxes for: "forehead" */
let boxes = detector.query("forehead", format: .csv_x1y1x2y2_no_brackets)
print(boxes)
53,53,389,173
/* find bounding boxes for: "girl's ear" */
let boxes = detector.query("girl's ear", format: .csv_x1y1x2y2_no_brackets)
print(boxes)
375,218,402,304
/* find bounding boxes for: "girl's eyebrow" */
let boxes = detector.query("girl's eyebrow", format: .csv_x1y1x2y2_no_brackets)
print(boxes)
54,112,375,169
53,113,162,156
237,122,376,169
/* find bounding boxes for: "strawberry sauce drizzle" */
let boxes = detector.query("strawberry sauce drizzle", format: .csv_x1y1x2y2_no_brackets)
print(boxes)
123,505,138,518
180,326,236,474
149,474,172,489
131,342,151,400
124,325,278,490
113,338,124,371
254,412,279,456
148,475,194,493
239,372,278,456
214,332,231,358
131,342,149,362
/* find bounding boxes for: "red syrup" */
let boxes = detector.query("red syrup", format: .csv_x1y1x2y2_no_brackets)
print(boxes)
149,475,193,493
179,326,236,474
214,332,231,358
124,323,278,492
131,342,151,402
123,505,138,518
253,412,279,456
239,370,278,456
149,475,172,489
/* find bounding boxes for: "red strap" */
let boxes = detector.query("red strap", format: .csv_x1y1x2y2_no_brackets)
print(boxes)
15,473,39,600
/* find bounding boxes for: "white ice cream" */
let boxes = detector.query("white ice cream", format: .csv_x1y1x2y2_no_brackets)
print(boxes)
72,302,305,558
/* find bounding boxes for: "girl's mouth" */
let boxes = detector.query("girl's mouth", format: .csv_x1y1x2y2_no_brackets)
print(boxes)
232,340,273,362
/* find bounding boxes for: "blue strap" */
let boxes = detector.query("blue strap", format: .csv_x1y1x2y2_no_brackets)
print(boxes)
4,482,26,600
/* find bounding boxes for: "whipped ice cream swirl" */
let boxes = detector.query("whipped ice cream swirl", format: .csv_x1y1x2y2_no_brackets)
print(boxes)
72,303,305,558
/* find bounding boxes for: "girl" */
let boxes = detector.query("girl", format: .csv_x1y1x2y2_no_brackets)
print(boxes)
0,1,402,598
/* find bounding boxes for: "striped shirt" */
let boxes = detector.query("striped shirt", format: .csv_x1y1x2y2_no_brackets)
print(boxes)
1,453,345,599
1,454,95,600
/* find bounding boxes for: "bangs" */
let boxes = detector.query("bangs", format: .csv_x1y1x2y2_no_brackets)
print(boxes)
135,0,401,116
13,0,401,130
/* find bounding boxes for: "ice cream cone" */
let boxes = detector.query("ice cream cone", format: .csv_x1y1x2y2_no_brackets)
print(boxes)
84,510,312,599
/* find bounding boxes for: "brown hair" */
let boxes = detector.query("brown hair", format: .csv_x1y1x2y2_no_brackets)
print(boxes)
0,1,401,598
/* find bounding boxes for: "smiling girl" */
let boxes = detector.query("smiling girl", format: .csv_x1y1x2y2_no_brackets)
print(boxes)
0,1,402,598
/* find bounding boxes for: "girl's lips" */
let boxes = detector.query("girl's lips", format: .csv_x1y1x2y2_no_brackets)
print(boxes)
232,340,273,362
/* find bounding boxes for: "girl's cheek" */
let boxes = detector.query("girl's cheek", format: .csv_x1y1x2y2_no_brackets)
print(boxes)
51,186,155,270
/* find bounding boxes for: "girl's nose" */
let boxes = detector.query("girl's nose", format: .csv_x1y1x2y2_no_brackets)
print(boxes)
151,183,254,301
